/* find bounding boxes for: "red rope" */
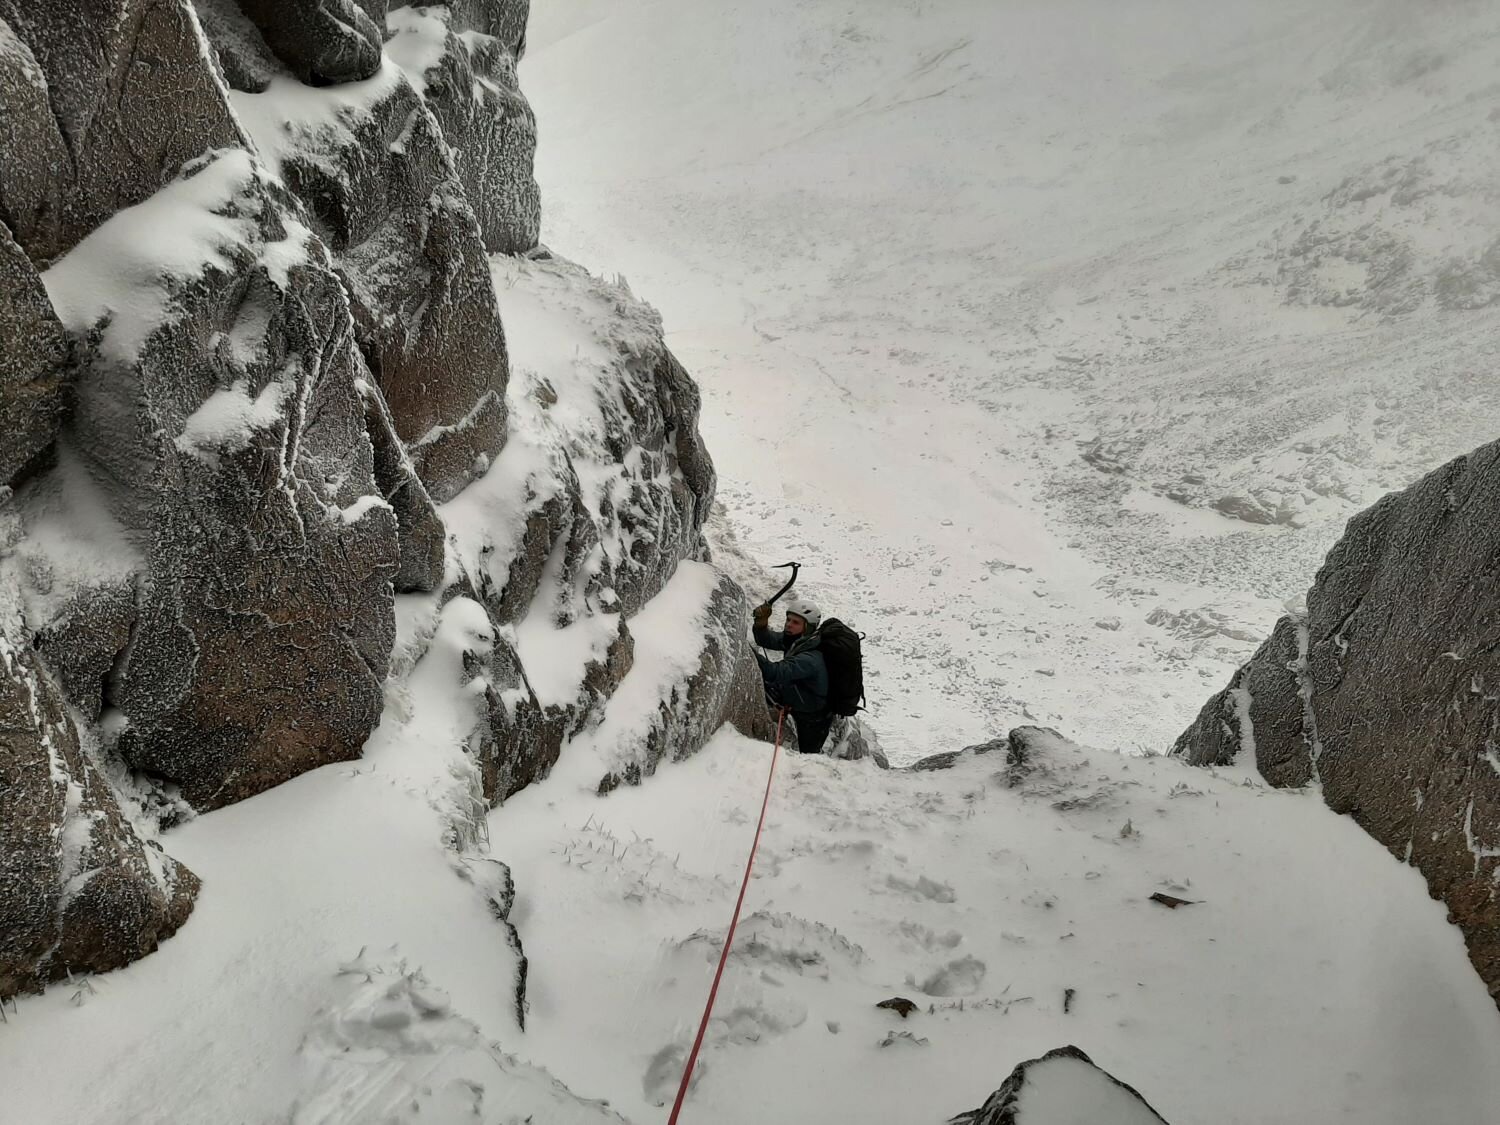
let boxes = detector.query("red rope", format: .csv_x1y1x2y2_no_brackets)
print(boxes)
666,708,786,1124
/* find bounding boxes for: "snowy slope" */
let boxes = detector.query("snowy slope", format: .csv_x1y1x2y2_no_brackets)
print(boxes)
485,728,1500,1124
523,0,1500,763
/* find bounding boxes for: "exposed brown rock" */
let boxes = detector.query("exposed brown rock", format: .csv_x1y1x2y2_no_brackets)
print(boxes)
39,149,399,810
0,221,67,486
0,631,198,1000
360,375,446,593
225,65,510,503
387,2,540,253
1175,443,1500,1004
0,0,244,263
233,0,384,86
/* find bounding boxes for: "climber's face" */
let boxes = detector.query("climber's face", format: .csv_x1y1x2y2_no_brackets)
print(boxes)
785,613,807,638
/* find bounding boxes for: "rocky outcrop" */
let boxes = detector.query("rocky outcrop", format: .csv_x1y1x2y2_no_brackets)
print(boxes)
360,376,446,593
825,715,890,767
0,0,245,263
1,631,198,1000
386,2,540,253
34,148,401,810
947,1045,1170,1124
0,223,66,486
1175,443,1500,1004
234,0,385,86
217,45,510,504
596,570,772,793
0,0,764,996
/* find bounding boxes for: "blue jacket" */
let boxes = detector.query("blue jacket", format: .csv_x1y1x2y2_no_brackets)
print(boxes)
753,623,828,715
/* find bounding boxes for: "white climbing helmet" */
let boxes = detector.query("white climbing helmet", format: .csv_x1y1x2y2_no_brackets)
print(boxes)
784,597,822,629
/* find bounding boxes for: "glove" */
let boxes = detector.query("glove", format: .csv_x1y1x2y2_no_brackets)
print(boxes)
753,603,772,627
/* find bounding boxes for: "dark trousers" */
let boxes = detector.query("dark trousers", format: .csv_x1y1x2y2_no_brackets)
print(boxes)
763,684,832,754
790,710,832,754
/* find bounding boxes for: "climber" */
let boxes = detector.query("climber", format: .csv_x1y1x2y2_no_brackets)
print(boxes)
752,597,833,754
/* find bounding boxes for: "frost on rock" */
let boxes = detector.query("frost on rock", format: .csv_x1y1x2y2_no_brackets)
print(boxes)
0,0,245,264
25,147,400,810
592,565,771,794
1175,440,1500,1006
0,620,198,1000
217,25,510,504
947,1045,1170,1125
437,253,765,798
0,220,66,487
232,0,385,87
386,1,540,253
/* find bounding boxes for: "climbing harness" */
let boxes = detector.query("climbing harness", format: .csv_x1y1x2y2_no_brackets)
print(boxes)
666,708,787,1123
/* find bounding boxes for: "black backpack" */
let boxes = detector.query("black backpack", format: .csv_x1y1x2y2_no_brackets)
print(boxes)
818,618,865,717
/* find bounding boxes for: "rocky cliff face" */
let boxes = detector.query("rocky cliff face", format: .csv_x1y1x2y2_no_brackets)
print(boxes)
1176,441,1500,1005
0,0,762,999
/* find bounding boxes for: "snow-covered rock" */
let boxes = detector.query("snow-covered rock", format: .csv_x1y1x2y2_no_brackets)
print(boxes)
20,147,402,810
1177,440,1500,1006
948,1045,1169,1125
387,1,540,253
215,28,511,505
0,0,245,264
0,623,198,1000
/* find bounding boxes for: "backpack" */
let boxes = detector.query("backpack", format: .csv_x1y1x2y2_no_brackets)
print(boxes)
818,618,865,717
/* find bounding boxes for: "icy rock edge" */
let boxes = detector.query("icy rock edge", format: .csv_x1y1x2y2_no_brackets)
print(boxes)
0,0,768,1003
1174,441,1500,1008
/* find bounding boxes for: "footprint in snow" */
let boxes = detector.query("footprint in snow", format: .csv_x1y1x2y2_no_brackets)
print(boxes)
912,955,988,998
886,873,957,903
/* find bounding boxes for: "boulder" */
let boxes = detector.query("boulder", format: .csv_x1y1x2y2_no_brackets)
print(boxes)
1175,442,1500,1004
826,715,890,767
233,0,384,86
0,0,244,263
36,148,400,809
948,1045,1170,1125
0,221,66,486
0,629,198,999
386,2,540,253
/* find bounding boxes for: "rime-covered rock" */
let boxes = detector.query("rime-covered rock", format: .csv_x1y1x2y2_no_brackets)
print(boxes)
386,2,540,253
233,0,384,86
596,567,772,793
0,0,244,263
0,629,198,999
483,255,717,619
1173,614,1310,786
1175,442,1500,1004
826,715,890,767
948,1045,1170,1125
28,148,400,809
0,222,66,486
221,56,510,504
360,376,446,593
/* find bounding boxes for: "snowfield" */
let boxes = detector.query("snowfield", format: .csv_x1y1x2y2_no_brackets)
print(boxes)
5,1,1500,1122
526,0,1500,761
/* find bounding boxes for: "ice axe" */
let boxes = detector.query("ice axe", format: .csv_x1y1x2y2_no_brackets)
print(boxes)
764,561,801,612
